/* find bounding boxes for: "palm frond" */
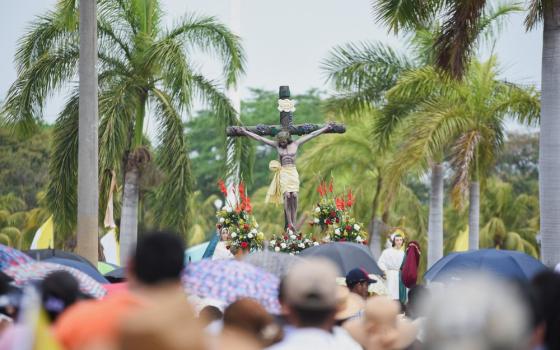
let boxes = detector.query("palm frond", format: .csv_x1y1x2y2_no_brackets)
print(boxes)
167,14,245,86
372,0,437,33
449,130,481,207
46,92,79,239
151,88,193,234
524,0,545,30
322,41,413,110
2,47,79,136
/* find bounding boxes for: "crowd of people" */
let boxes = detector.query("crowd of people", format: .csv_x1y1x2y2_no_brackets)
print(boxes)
0,231,557,350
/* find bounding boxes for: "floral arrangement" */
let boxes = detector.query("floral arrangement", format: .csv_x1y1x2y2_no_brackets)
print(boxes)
310,180,367,245
268,230,319,255
216,180,263,251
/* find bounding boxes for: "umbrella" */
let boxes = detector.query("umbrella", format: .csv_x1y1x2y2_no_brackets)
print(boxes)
300,242,383,275
243,251,303,278
424,249,548,283
42,257,108,284
3,262,106,299
185,242,210,264
25,249,96,269
104,267,125,282
183,259,280,314
0,245,34,270
98,261,119,275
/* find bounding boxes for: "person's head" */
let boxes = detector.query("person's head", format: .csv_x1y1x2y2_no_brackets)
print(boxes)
220,228,230,241
276,131,292,148
392,233,404,249
223,298,283,347
282,258,340,329
345,296,417,350
199,305,223,327
335,286,365,325
422,275,532,350
41,271,85,322
405,285,428,319
531,270,560,350
345,268,376,299
128,231,185,286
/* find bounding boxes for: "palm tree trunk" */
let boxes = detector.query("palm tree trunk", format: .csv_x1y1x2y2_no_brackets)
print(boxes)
428,163,444,267
368,175,383,258
468,181,480,250
540,5,560,267
119,163,139,266
76,0,98,264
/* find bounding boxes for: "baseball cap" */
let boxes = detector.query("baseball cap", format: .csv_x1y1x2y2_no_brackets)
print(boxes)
346,268,377,288
283,258,340,310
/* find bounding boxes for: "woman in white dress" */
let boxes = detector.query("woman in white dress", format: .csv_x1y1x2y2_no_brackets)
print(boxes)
212,228,234,260
377,232,405,300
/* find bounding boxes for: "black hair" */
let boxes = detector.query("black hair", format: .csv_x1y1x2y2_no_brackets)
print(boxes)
132,231,185,285
292,307,336,328
531,270,560,350
391,234,403,247
41,271,84,322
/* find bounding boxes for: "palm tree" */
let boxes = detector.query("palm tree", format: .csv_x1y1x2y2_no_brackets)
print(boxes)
374,0,558,266
383,57,539,251
2,0,245,262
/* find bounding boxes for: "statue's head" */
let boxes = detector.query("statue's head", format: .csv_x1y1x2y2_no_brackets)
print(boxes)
276,131,292,148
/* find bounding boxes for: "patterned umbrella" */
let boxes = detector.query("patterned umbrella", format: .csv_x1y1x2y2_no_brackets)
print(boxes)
183,259,280,314
0,244,34,270
243,251,303,278
3,262,107,299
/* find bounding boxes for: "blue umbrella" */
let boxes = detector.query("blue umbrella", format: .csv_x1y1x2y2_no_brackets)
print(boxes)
44,257,109,284
185,241,210,264
424,249,548,282
300,242,383,275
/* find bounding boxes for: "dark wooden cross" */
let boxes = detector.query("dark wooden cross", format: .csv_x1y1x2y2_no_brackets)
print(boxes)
227,86,346,137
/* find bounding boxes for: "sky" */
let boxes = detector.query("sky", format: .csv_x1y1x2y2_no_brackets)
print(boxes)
0,0,543,125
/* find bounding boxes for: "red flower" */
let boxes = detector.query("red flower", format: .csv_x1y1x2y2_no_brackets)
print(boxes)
345,225,352,232
325,219,332,225
335,218,340,223
243,224,250,231
218,179,228,195
330,210,336,218
347,189,355,207
336,197,346,210
340,238,346,242
328,179,333,193
241,242,248,249
216,224,222,229
363,240,368,245
317,182,326,197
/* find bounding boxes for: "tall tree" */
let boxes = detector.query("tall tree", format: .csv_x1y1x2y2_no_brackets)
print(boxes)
2,0,245,261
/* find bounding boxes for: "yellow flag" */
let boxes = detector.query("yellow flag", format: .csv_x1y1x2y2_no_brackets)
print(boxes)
453,227,469,252
34,308,63,350
31,216,54,249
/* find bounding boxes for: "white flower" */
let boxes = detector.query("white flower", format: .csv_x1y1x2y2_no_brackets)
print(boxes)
275,246,280,252
219,217,225,223
304,239,311,243
222,206,227,211
313,242,320,246
280,243,287,249
248,233,254,239
314,207,321,213
231,232,237,238
226,207,233,213
251,229,258,234
270,240,276,246
298,243,305,248
356,236,363,242
354,224,361,231
289,252,294,256
290,234,297,240
335,229,341,236
313,218,320,224
277,99,296,112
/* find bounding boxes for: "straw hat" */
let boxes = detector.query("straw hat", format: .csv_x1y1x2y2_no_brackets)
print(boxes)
335,286,365,321
344,296,417,350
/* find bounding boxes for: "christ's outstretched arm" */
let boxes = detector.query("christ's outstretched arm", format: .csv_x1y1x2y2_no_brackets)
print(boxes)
239,128,277,147
294,124,331,146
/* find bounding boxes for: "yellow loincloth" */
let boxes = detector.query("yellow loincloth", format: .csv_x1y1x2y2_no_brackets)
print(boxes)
265,160,300,204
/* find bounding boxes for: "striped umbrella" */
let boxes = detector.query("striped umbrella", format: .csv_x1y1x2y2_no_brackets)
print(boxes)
3,262,107,299
0,244,34,270
183,259,280,314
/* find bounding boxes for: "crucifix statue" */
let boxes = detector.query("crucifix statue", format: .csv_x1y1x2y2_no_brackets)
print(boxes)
227,86,345,230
